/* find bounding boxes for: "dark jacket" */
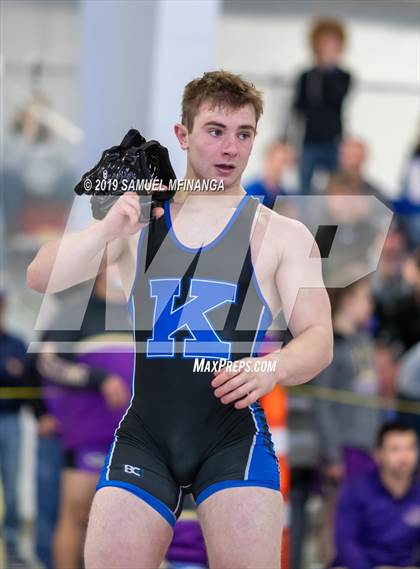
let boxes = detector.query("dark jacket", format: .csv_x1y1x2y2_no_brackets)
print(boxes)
293,65,352,143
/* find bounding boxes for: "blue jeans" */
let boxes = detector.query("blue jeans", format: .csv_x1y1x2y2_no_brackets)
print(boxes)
0,412,21,554
35,435,63,569
299,142,339,195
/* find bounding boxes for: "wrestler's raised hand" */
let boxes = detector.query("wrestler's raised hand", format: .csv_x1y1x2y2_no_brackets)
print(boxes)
100,192,164,241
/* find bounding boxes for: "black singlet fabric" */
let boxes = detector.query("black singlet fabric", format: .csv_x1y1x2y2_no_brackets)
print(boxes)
97,195,280,526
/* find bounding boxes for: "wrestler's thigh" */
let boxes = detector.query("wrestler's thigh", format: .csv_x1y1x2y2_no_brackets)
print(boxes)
84,487,173,569
197,487,284,569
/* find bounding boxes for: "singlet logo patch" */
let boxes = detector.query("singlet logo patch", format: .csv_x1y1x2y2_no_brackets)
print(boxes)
147,278,237,359
124,464,144,478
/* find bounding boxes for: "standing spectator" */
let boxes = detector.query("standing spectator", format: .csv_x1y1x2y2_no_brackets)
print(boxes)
36,269,132,569
293,18,352,194
333,422,420,569
245,141,296,209
35,410,63,569
0,289,28,567
338,137,388,203
25,350,63,569
312,275,380,565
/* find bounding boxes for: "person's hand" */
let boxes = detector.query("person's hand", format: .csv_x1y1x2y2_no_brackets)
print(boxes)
37,414,60,437
101,374,130,410
211,356,278,409
100,192,164,241
5,357,24,376
323,463,345,484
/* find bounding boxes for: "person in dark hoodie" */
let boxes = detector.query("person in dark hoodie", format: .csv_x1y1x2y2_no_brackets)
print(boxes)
0,289,28,566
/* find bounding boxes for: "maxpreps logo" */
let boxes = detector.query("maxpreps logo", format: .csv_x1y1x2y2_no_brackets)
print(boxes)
193,358,277,374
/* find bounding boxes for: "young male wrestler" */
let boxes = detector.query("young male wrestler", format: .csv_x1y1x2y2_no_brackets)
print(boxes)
27,70,333,569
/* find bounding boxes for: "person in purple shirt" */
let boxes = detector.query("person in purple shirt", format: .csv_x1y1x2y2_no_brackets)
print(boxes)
36,267,132,569
333,422,420,569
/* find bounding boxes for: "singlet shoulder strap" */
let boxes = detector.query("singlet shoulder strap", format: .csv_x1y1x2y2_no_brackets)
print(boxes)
144,214,170,271
223,196,262,333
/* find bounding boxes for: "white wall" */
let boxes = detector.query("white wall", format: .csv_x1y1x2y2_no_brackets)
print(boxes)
3,1,418,196
2,0,81,130
217,11,420,196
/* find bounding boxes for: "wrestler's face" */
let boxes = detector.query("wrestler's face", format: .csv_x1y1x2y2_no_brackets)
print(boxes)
176,102,257,191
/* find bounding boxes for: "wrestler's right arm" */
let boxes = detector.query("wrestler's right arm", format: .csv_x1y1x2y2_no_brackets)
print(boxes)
27,192,148,294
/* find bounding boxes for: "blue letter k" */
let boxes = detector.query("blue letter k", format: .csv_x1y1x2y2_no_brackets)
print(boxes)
147,278,237,359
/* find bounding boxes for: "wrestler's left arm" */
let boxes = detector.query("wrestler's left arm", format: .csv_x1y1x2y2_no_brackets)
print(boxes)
212,216,333,409
265,216,333,386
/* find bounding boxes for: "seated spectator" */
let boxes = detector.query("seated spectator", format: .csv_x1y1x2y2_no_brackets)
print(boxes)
371,232,419,351
338,137,388,204
333,422,420,569
245,140,296,210
310,172,382,285
292,18,352,194
403,246,420,290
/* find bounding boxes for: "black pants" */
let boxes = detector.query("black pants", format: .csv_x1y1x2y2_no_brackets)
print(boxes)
290,466,317,569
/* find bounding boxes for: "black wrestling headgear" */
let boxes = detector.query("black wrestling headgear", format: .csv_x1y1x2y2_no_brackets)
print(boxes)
74,129,176,222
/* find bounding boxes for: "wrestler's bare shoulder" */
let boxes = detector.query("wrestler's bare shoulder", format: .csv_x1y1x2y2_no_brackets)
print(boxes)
253,203,312,258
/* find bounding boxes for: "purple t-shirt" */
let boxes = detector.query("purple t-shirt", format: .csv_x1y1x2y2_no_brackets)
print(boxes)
43,347,133,449
166,520,207,566
334,468,420,569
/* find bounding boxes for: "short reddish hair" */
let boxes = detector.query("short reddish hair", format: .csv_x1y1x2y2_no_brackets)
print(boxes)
310,18,347,53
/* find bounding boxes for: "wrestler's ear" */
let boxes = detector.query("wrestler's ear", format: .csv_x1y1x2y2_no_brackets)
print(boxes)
174,123,189,151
